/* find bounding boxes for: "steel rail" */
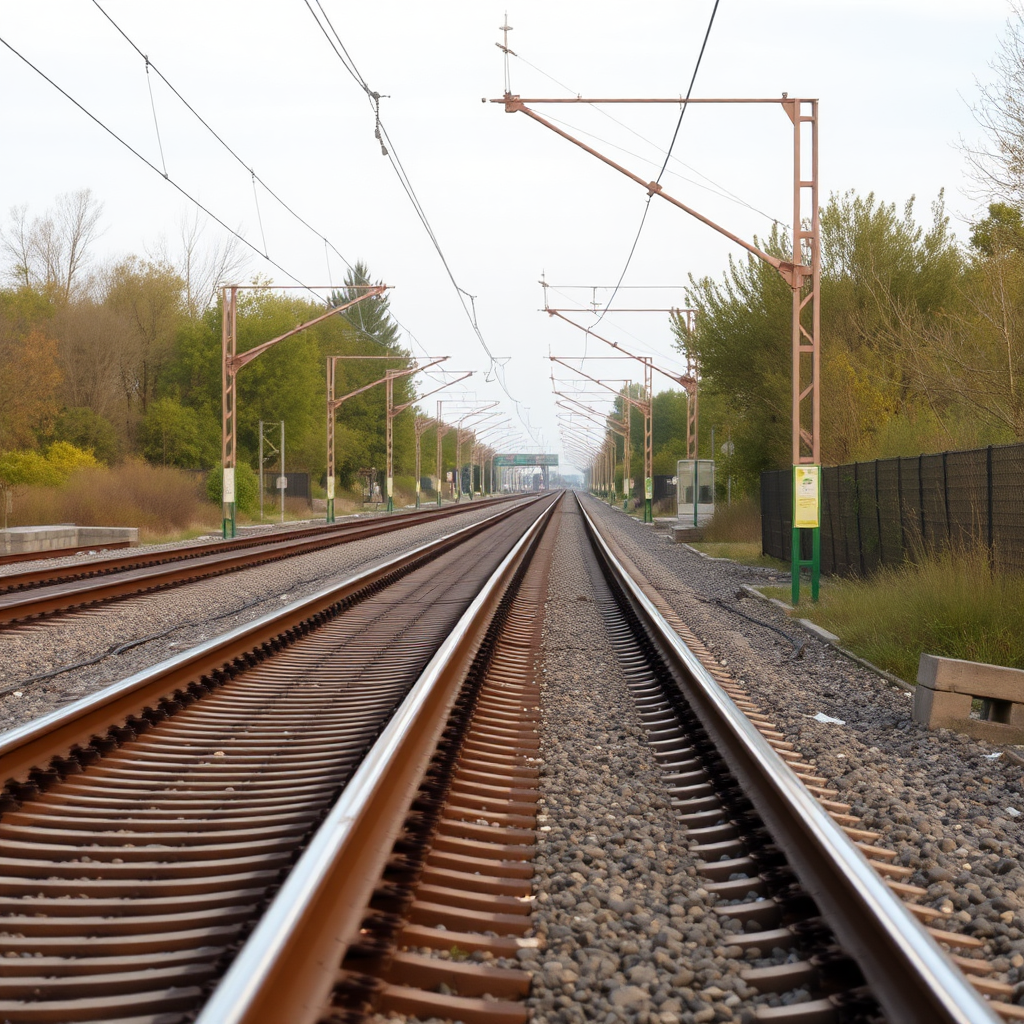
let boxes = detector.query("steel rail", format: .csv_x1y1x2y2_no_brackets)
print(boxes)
575,495,999,1024
194,493,560,1024
0,493,526,594
0,496,551,791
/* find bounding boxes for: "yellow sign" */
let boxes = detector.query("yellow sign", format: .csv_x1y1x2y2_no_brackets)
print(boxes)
794,466,820,528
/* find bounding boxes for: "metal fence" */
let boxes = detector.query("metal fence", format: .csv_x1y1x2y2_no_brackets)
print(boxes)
761,443,1024,576
261,471,310,503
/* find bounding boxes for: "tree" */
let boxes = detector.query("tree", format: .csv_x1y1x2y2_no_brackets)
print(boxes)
677,224,794,490
0,293,62,452
50,407,121,465
139,397,214,469
160,210,248,319
970,202,1024,256
51,299,139,442
0,190,104,303
329,260,401,349
905,249,1024,443
103,255,185,413
961,2,1024,208
678,192,964,485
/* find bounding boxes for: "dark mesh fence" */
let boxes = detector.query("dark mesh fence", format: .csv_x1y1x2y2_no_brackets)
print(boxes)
761,442,1024,576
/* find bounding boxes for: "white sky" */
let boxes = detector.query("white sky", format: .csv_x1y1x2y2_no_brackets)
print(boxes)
0,1,1015,473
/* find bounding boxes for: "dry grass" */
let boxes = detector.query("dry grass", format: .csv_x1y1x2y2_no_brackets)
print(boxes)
688,498,785,567
700,497,762,543
9,461,220,541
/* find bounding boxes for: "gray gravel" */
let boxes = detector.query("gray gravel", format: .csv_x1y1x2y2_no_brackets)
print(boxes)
581,493,1024,1003
522,499,762,1024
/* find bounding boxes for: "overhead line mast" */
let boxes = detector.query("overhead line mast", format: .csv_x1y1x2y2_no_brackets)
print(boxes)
494,92,821,599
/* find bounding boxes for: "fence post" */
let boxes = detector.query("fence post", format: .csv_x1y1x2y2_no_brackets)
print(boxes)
897,456,905,559
942,450,950,549
875,460,883,565
987,445,994,568
919,454,926,553
854,462,864,576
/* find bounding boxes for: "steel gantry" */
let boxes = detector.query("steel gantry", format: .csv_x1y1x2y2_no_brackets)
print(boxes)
541,276,699,462
551,354,654,522
221,284,385,537
552,370,631,509
384,366,470,512
496,93,821,598
470,420,513,497
455,406,500,501
324,356,447,521
556,401,628,508
413,387,479,509
545,309,697,460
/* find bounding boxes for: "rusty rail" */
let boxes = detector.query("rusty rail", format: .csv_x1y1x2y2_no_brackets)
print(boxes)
194,495,559,1024
575,494,998,1024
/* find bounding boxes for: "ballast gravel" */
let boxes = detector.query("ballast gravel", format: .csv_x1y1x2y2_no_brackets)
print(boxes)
522,500,761,1024
582,494,1024,1003
7,491,1024,1016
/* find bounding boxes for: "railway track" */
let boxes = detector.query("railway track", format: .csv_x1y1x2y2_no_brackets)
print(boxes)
0,493,560,1023
0,495,528,626
0,489,1018,1022
573,494,1013,1023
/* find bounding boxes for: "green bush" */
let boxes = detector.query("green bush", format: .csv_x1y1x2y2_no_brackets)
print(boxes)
0,442,98,489
139,398,210,469
206,462,260,517
51,407,121,465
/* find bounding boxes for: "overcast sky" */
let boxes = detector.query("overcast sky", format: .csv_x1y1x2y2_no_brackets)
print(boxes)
0,1,1015,472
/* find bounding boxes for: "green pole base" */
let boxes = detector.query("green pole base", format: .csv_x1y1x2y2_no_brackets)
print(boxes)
222,504,236,539
644,498,653,523
326,498,335,524
386,496,393,513
791,526,821,605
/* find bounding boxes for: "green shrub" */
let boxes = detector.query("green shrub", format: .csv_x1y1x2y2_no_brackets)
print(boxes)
206,463,260,517
51,407,121,465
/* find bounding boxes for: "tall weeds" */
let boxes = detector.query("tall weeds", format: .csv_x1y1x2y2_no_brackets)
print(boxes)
800,543,1024,682
9,462,219,541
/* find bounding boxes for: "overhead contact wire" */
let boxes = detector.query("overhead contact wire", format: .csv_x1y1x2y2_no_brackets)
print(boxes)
596,0,721,325
303,2,544,446
0,34,311,293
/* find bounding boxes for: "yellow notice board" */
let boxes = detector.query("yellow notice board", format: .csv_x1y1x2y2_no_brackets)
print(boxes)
794,466,820,529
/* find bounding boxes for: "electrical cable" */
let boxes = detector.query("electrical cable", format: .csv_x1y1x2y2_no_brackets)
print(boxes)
700,595,806,657
595,0,721,327
537,109,782,223
508,33,780,226
0,34,316,296
89,0,362,294
302,2,543,447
